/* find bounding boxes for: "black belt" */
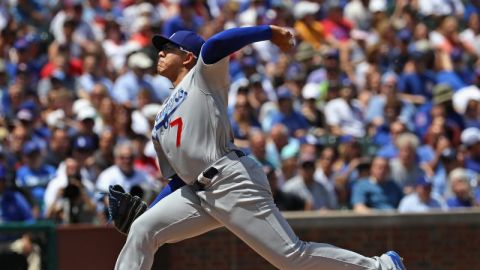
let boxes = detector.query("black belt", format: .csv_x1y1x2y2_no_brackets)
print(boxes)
194,150,246,190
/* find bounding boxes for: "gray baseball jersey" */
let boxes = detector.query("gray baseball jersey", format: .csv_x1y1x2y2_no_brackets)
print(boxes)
151,56,235,184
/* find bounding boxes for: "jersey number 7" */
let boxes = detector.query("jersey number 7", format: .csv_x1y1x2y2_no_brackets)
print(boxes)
170,117,183,147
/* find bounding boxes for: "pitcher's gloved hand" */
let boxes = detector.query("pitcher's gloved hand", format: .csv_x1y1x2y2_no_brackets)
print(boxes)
108,185,147,235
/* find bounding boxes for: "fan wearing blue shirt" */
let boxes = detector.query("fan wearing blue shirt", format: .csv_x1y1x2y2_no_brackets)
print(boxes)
270,86,310,138
397,49,437,105
461,127,480,173
0,165,33,222
15,141,56,216
447,168,476,208
351,157,404,213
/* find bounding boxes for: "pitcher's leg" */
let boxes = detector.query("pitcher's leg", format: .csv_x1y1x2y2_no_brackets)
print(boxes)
115,186,221,270
199,158,393,270
210,193,381,269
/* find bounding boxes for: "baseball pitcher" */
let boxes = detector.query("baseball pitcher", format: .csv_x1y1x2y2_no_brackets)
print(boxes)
110,25,407,270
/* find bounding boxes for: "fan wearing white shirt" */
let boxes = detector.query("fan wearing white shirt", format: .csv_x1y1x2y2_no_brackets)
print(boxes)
96,142,160,202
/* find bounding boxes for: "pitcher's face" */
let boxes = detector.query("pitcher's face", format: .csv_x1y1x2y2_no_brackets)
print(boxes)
157,43,188,81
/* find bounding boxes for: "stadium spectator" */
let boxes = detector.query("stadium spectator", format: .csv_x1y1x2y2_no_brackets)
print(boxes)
283,153,336,210
162,0,204,37
112,52,155,107
15,140,56,217
314,146,339,209
91,128,116,179
248,130,275,169
446,168,478,208
0,165,32,222
96,142,159,202
398,176,447,213
351,156,403,213
0,163,41,270
43,127,71,169
264,165,306,211
265,123,295,170
300,83,327,136
44,158,96,223
333,136,363,206
461,127,480,173
279,142,300,183
270,85,310,138
324,83,365,138
230,92,262,149
389,133,426,193
75,53,113,98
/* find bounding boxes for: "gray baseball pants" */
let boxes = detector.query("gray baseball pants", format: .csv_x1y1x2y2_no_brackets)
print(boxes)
115,152,397,270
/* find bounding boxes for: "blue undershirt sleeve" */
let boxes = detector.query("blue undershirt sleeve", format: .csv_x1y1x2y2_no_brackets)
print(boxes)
149,174,186,208
201,25,273,65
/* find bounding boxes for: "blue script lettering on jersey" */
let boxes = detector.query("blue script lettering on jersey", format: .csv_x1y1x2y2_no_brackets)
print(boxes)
155,89,188,130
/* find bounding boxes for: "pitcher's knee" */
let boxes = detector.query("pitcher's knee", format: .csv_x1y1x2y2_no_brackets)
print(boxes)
272,240,310,269
127,218,155,249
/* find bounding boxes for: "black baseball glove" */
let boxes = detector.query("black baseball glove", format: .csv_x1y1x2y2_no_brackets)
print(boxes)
108,185,147,235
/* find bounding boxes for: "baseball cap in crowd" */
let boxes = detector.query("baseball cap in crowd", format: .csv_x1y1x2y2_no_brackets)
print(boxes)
416,175,433,187
22,140,42,156
152,30,205,58
141,104,162,119
432,84,453,105
293,1,320,20
396,28,412,42
14,38,30,51
286,63,307,82
452,85,480,114
299,134,321,146
461,127,480,147
76,106,97,121
17,108,34,122
249,73,263,86
73,99,92,115
73,135,96,152
440,148,457,161
323,48,340,60
46,109,66,128
381,71,398,85
280,142,300,161
369,0,387,13
299,153,316,168
326,0,343,10
50,70,67,82
128,52,153,69
277,86,293,100
302,83,321,100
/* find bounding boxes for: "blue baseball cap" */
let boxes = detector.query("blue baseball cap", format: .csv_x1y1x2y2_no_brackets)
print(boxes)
396,28,412,42
22,140,42,155
14,38,30,51
277,86,293,100
416,175,432,187
152,31,205,57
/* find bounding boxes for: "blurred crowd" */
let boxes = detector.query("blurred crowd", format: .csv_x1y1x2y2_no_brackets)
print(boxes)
0,0,479,237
